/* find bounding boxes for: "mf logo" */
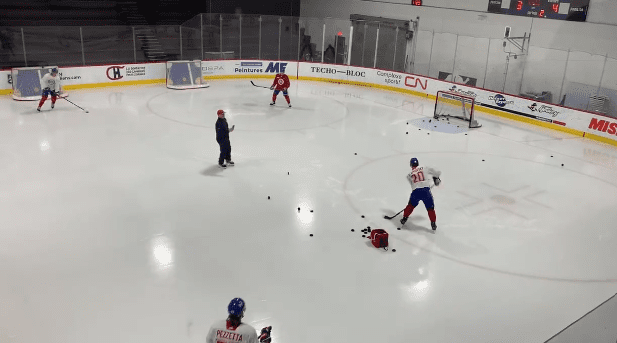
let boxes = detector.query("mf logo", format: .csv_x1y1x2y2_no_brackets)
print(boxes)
404,76,427,90
106,66,125,80
265,62,287,73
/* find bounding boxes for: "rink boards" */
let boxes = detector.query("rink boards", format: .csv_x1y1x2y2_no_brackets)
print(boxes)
1,61,616,146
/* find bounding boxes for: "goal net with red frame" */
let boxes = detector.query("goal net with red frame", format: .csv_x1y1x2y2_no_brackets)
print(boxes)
166,60,210,90
434,90,481,128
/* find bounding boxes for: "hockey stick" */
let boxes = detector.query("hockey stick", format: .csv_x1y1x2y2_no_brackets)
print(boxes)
61,97,89,113
384,209,405,220
250,81,271,89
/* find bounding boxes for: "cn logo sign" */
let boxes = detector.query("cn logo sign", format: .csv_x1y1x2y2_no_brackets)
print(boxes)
265,62,287,73
106,66,125,80
404,76,427,90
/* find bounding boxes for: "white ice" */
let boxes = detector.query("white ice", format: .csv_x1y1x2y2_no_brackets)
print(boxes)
1,80,617,343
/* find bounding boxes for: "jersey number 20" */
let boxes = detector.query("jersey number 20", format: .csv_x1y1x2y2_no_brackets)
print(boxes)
411,171,425,183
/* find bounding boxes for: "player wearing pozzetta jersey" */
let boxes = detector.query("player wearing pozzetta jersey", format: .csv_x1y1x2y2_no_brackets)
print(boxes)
270,72,291,107
37,68,61,112
400,157,442,231
206,298,272,343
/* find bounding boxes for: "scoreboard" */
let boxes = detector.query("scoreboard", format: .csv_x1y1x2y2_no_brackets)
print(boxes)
487,0,589,21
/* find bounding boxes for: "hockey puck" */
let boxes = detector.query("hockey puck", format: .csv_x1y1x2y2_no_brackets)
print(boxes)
465,133,467,135
85,110,89,113
310,210,313,213
562,164,564,166
310,234,313,237
427,133,430,135
482,159,485,161
392,249,396,252
298,207,300,211
354,153,357,155
288,172,289,175
397,227,401,230
268,196,270,200
406,132,408,134
551,155,553,157
361,215,365,218
351,229,355,232
367,226,371,229
429,119,431,123
362,235,365,238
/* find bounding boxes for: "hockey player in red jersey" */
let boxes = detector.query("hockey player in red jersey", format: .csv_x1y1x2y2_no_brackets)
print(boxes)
206,298,272,343
270,72,291,107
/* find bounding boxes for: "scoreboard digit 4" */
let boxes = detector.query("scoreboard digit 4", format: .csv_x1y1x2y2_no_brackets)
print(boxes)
487,0,589,21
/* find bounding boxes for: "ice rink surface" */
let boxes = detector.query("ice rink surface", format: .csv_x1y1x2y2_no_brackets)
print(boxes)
1,80,617,343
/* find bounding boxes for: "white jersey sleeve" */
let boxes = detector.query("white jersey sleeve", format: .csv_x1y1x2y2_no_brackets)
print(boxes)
407,165,441,191
206,320,259,343
40,74,60,92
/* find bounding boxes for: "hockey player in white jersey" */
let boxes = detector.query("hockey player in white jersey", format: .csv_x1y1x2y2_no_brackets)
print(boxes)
206,298,272,343
400,157,441,230
37,68,61,112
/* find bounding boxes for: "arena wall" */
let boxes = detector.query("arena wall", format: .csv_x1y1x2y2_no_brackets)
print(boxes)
1,61,616,147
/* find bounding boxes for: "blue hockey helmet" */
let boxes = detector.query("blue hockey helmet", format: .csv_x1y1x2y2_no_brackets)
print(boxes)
228,298,246,317
410,157,419,167
50,67,58,75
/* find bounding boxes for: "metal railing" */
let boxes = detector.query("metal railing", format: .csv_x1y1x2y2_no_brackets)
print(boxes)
1,13,616,117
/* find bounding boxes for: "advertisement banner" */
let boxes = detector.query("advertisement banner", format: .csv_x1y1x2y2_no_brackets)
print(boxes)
59,63,166,87
0,70,11,92
202,60,298,79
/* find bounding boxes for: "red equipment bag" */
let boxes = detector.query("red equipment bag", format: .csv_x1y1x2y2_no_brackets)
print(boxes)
370,229,389,251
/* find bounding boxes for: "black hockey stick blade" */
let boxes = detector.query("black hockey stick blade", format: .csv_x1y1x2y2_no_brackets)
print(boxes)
62,97,88,113
384,209,404,220
250,81,270,89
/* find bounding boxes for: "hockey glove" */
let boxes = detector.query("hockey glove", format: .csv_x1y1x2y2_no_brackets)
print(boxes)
259,326,272,343
52,91,60,97
270,85,275,90
433,177,441,186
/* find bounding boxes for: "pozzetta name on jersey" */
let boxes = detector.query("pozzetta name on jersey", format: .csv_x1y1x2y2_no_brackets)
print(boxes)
216,330,243,341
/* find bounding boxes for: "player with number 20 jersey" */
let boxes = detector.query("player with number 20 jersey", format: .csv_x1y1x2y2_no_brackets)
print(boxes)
400,157,441,230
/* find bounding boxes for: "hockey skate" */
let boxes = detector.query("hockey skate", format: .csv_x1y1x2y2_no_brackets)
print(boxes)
37,107,41,112
226,160,235,166
431,222,437,231
288,103,292,108
218,163,227,169
51,103,54,109
400,217,408,225
270,102,275,106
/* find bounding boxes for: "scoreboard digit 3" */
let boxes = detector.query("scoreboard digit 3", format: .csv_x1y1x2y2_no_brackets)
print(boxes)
487,0,589,21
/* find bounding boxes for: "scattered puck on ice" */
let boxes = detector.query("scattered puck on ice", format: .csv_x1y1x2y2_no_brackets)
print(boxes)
407,122,408,125
482,159,485,161
392,249,396,252
397,227,401,230
427,133,430,135
423,120,425,122
434,126,437,128
298,207,300,211
310,234,313,237
406,132,408,134
288,172,289,175
354,153,357,155
562,164,564,166
268,196,270,199
367,226,371,229
465,133,468,135
85,110,89,113
551,155,554,157
361,215,365,218
351,229,355,232
429,119,432,122
310,210,313,213
362,235,366,238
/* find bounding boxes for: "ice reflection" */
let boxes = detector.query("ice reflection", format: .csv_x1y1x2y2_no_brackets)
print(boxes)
151,235,174,271
402,279,431,302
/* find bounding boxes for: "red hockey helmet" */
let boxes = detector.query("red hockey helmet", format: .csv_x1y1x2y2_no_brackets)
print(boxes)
217,109,225,116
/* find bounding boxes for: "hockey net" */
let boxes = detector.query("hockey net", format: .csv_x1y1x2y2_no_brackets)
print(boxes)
166,60,209,90
11,66,68,101
434,91,481,128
